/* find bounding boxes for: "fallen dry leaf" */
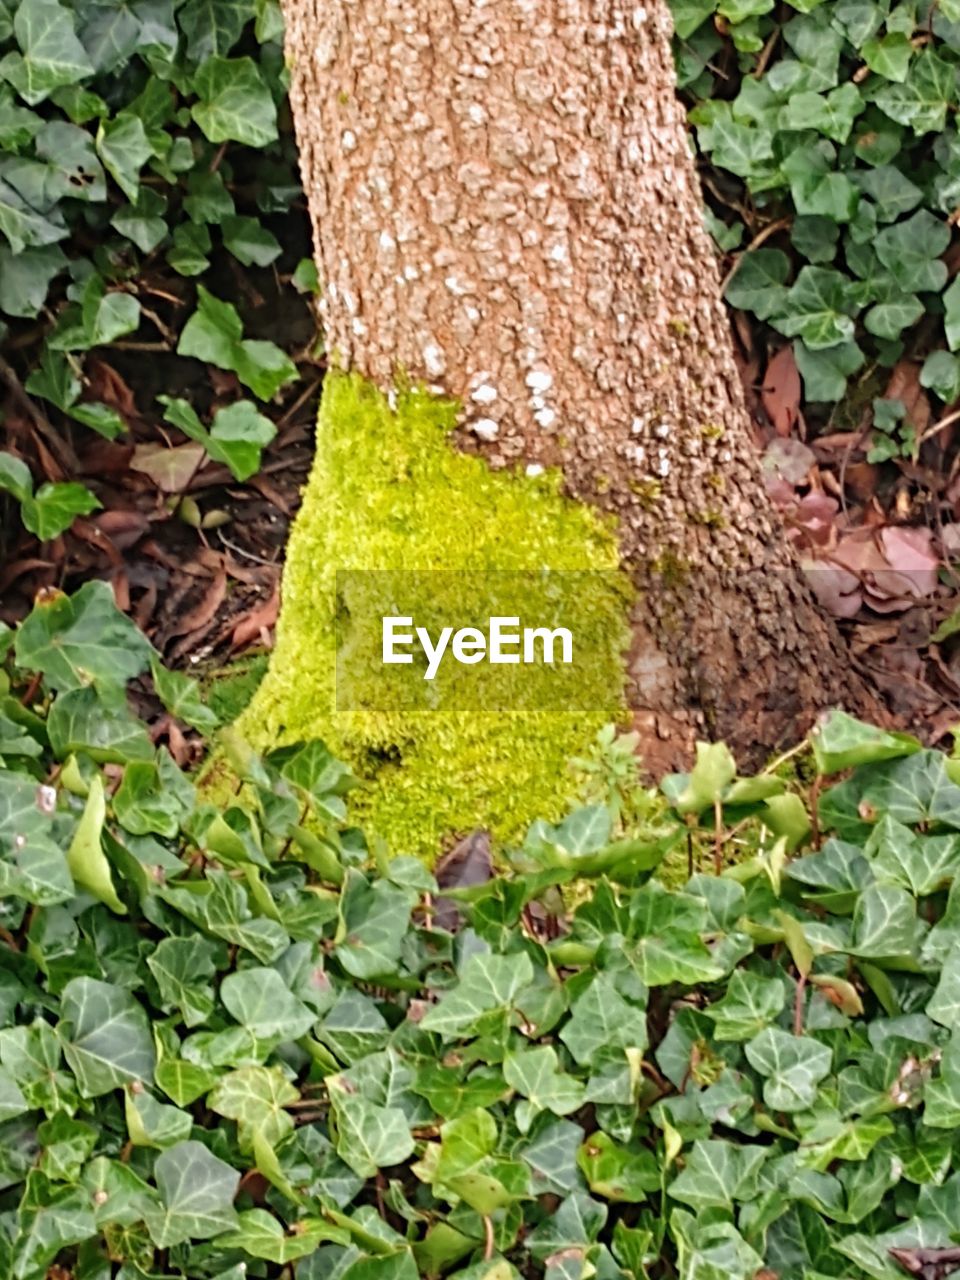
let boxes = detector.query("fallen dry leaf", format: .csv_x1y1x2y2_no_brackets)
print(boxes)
762,345,801,437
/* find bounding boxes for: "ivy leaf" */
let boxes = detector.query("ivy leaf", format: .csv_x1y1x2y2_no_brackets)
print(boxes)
149,655,220,733
812,710,921,773
192,55,278,148
705,971,786,1040
335,875,414,980
577,1131,659,1201
21,481,100,540
179,0,256,60
12,1171,96,1280
772,266,858,349
744,1027,832,1111
96,114,153,202
559,974,648,1065
850,883,922,958
329,1083,415,1178
218,1209,342,1263
420,952,534,1040
222,214,281,266
208,1065,297,1150
14,579,154,691
0,0,94,106
176,287,297,400
58,977,156,1096
143,1139,240,1247
503,1046,586,1133
668,1139,767,1211
147,935,220,1027
874,49,957,133
220,966,316,1041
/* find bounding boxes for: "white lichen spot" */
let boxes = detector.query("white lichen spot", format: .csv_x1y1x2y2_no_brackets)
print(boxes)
657,448,671,477
525,369,553,394
531,394,545,411
473,418,499,441
525,463,545,477
632,5,648,23
631,416,646,434
378,230,396,252
445,275,469,295
534,407,556,428
720,449,732,463
548,242,568,263
423,342,446,378
471,382,498,405
387,388,398,411
341,129,358,152
467,102,487,124
351,317,367,337
655,422,671,439
465,305,481,322
403,264,420,281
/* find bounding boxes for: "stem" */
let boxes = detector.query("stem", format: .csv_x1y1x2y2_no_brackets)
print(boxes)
713,796,724,875
794,971,807,1036
483,1216,495,1261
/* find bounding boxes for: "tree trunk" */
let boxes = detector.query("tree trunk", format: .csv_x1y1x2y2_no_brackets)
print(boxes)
257,0,876,845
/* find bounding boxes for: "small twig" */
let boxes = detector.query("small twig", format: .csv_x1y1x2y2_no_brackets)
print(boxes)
277,376,323,429
108,341,169,352
809,775,822,850
762,735,810,775
216,532,280,567
918,405,960,447
139,304,178,346
720,216,792,292
794,971,807,1035
0,925,20,952
0,352,77,471
713,796,724,875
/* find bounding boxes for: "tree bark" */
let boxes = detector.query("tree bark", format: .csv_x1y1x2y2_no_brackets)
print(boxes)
281,0,876,769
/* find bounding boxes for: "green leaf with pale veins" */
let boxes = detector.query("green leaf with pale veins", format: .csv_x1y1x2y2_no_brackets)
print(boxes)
58,976,155,1096
0,0,94,106
705,971,787,1041
420,952,534,1040
744,1027,832,1111
191,55,278,148
143,1139,240,1247
559,974,648,1066
220,966,316,1041
328,1082,415,1178
503,1045,586,1134
208,1065,297,1150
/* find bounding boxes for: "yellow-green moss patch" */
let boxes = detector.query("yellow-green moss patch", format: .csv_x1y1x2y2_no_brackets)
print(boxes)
239,372,634,857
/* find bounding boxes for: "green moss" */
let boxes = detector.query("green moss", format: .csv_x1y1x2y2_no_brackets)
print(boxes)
204,656,269,723
238,372,634,858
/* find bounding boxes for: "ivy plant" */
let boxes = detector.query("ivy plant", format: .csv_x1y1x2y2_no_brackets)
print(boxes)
4,585,960,1279
0,0,300,536
673,0,960,412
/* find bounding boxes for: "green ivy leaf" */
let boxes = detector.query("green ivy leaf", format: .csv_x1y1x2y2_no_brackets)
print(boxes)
143,1139,240,1247
0,0,94,106
192,55,278,148
58,977,156,1096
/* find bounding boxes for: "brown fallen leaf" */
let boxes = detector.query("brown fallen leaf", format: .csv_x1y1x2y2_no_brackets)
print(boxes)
131,443,207,493
231,583,279,650
762,345,801,437
165,569,227,641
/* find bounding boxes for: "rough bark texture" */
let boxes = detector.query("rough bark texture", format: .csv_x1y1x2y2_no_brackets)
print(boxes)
283,0,875,768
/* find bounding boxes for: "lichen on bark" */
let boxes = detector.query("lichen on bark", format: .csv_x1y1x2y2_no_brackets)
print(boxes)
239,371,633,855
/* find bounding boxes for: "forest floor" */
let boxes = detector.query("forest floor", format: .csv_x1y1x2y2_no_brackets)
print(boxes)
4,187,960,748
